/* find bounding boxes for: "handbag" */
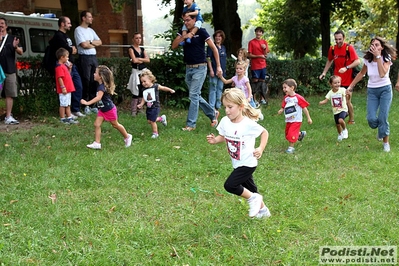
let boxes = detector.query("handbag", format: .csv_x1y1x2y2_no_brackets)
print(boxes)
0,34,8,85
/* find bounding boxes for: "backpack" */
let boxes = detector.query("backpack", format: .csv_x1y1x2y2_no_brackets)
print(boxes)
331,43,361,78
42,44,56,76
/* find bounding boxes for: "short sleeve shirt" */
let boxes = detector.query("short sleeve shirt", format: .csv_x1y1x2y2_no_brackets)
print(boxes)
325,87,348,114
179,28,210,65
281,94,309,122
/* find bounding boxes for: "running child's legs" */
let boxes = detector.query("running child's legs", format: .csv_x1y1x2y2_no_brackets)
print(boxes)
334,111,347,134
148,120,158,134
224,166,266,208
93,116,104,143
285,122,301,147
109,120,128,139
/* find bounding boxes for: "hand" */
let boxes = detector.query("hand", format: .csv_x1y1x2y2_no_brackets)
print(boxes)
308,118,313,125
80,99,88,105
209,70,215,78
137,104,143,109
338,67,347,74
319,74,325,80
216,66,223,77
277,109,283,115
395,82,399,92
253,147,264,159
170,89,175,94
206,133,216,144
261,44,266,50
346,88,353,96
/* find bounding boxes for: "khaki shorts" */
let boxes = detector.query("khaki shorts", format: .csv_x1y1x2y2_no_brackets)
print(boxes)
3,73,18,98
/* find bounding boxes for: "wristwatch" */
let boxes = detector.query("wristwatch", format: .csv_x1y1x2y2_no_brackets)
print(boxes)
89,40,93,45
346,66,350,69
376,55,381,59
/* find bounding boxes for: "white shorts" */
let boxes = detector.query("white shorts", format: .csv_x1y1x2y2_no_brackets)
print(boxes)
59,93,72,107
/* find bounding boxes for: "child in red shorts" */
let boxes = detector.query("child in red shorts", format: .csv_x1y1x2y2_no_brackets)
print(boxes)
277,79,312,153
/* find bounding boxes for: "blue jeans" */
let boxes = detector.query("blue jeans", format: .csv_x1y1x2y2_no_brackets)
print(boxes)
70,65,83,112
185,65,215,128
367,84,392,138
208,75,224,110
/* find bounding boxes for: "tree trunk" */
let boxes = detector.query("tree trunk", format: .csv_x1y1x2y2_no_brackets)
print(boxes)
172,0,184,29
211,0,242,56
320,0,331,57
59,0,80,41
396,0,399,53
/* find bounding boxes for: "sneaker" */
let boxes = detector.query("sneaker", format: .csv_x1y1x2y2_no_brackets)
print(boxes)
60,118,70,124
383,142,390,152
298,131,306,141
124,134,132,148
215,110,220,121
337,134,343,141
151,133,159,139
161,115,167,126
66,117,79,124
248,193,263,217
84,106,91,115
87,141,101,149
285,147,295,154
72,111,86,117
182,126,195,131
4,115,19,125
258,112,264,121
255,207,271,219
377,134,383,142
260,99,267,105
341,129,348,139
70,114,78,120
90,107,98,113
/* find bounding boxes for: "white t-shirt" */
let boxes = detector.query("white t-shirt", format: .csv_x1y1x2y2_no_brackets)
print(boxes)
364,58,392,88
217,116,265,169
74,26,100,55
281,94,309,123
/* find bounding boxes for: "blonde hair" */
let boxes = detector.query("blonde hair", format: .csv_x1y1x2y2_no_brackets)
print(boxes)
140,69,157,84
221,88,261,121
237,48,248,60
235,60,248,69
97,65,116,95
283,78,297,90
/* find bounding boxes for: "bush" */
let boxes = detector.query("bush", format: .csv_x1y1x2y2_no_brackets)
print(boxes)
12,56,398,117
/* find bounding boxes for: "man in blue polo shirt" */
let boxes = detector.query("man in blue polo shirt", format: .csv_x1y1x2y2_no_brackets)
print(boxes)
172,13,222,131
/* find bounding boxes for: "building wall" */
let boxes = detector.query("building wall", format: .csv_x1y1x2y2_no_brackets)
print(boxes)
0,0,143,57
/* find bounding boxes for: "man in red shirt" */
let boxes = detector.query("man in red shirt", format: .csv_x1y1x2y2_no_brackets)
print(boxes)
319,30,360,124
248,27,269,105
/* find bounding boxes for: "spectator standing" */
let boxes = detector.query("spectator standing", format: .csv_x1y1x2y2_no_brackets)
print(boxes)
207,30,227,112
248,27,269,105
171,14,221,131
0,17,23,125
127,33,150,116
319,30,360,124
50,16,85,117
74,11,102,115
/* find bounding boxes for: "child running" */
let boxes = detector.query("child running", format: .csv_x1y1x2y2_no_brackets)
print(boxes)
319,75,349,141
277,79,312,154
81,65,132,149
137,69,175,139
218,61,264,120
206,88,270,219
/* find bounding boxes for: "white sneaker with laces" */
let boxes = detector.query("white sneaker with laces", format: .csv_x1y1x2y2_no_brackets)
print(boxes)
5,115,19,125
151,133,159,139
248,193,263,217
337,134,343,141
383,142,390,152
125,134,132,148
341,129,348,139
161,115,167,126
255,206,271,219
72,111,86,117
87,141,101,149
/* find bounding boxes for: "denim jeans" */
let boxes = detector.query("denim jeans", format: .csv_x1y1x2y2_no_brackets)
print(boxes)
367,84,392,138
185,65,215,128
70,64,83,112
208,75,224,110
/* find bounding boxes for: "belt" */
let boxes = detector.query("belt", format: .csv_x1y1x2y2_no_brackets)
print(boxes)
186,63,207,68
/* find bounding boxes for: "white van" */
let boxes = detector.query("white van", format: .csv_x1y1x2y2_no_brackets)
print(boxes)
0,11,58,57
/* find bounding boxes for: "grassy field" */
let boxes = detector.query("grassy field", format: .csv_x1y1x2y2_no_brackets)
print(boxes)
1,92,398,265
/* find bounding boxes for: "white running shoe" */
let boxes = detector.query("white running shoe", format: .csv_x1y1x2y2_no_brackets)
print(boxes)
255,206,271,219
337,134,343,141
4,115,19,125
341,129,348,139
125,134,132,148
87,141,101,149
383,142,390,152
248,193,263,217
161,115,167,126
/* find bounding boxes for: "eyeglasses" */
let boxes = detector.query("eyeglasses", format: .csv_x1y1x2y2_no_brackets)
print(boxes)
183,19,192,23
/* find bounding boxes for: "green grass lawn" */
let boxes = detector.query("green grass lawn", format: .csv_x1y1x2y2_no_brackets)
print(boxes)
1,92,398,265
